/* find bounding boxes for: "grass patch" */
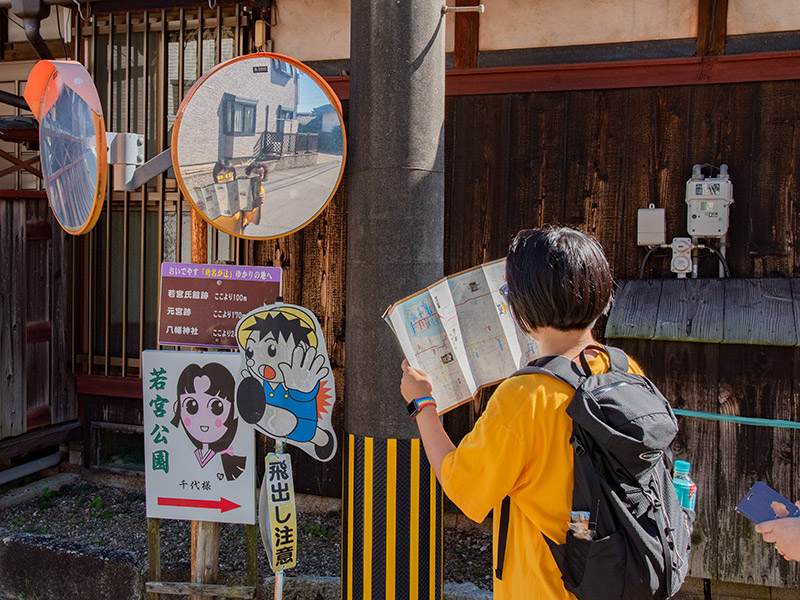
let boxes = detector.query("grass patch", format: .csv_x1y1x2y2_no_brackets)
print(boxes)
304,520,336,540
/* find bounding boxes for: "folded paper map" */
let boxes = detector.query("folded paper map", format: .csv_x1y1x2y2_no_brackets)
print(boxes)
197,179,258,218
384,258,539,414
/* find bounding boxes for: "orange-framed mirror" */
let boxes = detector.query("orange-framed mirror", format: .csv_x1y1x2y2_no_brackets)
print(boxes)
171,53,346,240
25,60,107,236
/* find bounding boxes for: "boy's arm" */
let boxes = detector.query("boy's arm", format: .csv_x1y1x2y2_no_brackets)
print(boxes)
400,359,455,480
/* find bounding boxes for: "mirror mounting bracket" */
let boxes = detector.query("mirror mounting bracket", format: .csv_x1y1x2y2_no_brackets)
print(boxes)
107,131,172,191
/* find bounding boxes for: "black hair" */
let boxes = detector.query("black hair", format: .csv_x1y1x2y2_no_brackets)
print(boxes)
212,159,236,180
171,362,246,481
505,226,614,333
245,162,267,178
244,312,313,346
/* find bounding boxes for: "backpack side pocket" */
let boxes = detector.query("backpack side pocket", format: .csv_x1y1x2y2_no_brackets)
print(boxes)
548,530,627,600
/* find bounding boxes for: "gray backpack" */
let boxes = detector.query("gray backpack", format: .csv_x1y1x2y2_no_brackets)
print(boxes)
496,345,694,599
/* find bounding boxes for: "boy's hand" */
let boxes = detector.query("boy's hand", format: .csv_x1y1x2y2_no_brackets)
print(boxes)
401,359,434,403
279,345,329,394
756,501,800,561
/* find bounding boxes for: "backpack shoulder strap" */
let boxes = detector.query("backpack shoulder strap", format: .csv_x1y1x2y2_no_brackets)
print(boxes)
495,495,511,580
575,343,629,375
601,344,630,373
511,354,586,390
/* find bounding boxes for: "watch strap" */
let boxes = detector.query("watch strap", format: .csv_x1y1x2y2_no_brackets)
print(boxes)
407,396,437,419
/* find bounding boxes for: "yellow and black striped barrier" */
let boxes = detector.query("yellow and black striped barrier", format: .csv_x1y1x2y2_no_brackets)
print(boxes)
342,434,443,600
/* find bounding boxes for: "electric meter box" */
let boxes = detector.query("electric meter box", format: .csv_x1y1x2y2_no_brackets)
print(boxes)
637,205,666,246
685,176,733,238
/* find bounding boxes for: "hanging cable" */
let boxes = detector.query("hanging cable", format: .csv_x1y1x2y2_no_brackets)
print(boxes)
696,244,731,278
4,9,24,31
639,244,669,279
55,6,68,58
73,0,90,22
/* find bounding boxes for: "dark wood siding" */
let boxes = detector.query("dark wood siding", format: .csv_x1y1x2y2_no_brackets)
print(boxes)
443,80,800,281
438,79,800,587
0,196,76,441
607,340,800,587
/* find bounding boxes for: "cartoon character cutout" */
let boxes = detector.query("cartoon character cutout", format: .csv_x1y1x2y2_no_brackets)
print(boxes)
235,303,337,462
171,362,247,480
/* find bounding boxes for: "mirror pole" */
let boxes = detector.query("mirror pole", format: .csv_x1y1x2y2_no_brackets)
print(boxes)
345,1,446,598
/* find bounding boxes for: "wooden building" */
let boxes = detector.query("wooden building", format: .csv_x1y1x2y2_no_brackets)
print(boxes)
2,0,800,594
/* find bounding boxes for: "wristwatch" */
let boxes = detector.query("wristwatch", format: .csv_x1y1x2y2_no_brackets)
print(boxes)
407,396,437,419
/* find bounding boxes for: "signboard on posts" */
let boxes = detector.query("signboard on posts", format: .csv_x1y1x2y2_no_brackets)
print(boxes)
143,350,256,524
158,262,281,348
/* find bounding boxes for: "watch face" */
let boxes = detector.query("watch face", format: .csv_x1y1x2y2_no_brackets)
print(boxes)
406,401,418,417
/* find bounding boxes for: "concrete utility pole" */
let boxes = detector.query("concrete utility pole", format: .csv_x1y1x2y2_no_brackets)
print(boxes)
344,0,446,598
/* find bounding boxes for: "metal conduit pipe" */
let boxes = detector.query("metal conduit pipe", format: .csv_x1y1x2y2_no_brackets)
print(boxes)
0,89,30,111
0,451,62,486
22,15,54,60
7,0,52,59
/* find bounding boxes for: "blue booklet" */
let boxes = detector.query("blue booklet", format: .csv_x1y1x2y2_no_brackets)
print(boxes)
735,482,800,524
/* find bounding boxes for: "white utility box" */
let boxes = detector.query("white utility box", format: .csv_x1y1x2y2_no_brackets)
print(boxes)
637,204,666,246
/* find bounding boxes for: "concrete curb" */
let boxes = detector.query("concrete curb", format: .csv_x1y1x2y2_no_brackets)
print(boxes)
0,530,144,600
257,577,491,600
0,473,80,510
0,529,491,600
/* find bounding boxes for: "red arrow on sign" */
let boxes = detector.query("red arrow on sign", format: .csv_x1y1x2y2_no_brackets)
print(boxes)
157,496,241,513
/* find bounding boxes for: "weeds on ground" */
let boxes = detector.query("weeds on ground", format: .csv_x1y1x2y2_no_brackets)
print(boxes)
87,494,122,520
304,519,336,540
37,484,77,509
223,527,246,543
9,516,27,532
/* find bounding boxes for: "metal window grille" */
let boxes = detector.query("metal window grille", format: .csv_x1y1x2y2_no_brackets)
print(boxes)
73,6,252,379
92,422,145,473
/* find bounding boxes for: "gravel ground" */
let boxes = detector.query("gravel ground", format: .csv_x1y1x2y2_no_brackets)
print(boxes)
0,479,493,590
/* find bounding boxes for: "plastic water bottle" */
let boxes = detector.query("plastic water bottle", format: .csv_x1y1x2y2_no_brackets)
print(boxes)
673,460,697,511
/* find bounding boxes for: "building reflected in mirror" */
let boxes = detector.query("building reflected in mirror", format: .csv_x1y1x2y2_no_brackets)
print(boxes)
173,54,346,240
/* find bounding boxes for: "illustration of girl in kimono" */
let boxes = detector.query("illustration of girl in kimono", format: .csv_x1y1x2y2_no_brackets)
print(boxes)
171,362,246,481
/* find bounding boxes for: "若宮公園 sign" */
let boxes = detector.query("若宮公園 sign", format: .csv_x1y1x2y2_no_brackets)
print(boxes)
143,350,255,524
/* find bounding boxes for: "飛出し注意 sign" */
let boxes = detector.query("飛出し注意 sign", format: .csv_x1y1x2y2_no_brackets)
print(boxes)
259,453,298,572
158,262,281,348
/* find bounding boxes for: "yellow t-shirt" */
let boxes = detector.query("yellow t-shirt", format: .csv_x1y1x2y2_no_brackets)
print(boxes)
440,352,643,599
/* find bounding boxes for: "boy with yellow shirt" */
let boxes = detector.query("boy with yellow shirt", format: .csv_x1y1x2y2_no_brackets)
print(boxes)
400,226,642,599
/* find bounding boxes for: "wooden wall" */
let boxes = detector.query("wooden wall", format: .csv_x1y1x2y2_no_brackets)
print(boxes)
613,340,800,587
438,80,800,587
0,196,75,443
443,80,800,279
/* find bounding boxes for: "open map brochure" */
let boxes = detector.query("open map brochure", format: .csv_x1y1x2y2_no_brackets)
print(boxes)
197,179,258,219
383,258,539,414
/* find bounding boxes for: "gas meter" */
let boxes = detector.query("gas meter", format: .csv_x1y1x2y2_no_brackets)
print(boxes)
685,164,733,238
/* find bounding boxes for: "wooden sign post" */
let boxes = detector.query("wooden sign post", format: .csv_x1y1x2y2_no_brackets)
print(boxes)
145,208,260,600
190,207,218,600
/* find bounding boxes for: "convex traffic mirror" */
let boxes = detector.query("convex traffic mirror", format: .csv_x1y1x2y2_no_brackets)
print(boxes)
25,60,107,235
172,53,346,240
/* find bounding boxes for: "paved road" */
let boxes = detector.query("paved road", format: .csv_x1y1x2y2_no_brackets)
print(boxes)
244,154,342,237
